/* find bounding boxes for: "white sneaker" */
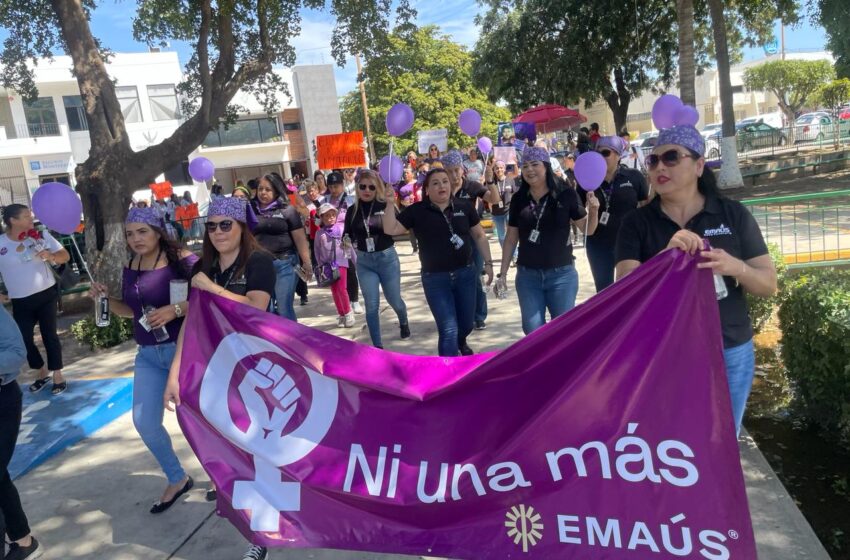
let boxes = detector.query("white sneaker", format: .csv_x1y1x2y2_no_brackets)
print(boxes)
352,301,364,314
242,545,267,560
336,315,345,328
344,312,356,328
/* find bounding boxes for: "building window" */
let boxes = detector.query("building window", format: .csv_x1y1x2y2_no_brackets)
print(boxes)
147,84,180,121
116,86,143,123
283,122,301,131
63,96,89,132
23,97,60,137
203,117,281,147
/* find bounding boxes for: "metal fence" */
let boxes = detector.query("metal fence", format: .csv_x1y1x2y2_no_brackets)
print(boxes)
703,120,850,162
741,189,850,268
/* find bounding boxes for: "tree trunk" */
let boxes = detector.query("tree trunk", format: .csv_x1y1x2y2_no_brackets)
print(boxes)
707,0,744,189
676,0,697,106
605,67,632,133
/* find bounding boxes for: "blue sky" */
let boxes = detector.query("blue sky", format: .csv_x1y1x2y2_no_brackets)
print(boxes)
1,2,830,99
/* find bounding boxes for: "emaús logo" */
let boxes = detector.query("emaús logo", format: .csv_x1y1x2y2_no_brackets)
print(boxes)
199,333,339,532
506,504,544,553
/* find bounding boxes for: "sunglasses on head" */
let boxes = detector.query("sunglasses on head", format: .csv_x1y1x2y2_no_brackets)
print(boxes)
205,220,234,233
358,184,376,191
645,149,695,170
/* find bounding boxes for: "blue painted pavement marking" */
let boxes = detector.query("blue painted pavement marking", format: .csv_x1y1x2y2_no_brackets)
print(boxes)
10,378,133,480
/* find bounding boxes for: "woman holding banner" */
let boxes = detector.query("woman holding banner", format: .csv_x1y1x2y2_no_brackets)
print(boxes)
251,173,312,321
88,207,195,514
343,169,410,349
495,146,599,335
614,122,777,436
382,168,494,357
164,196,276,560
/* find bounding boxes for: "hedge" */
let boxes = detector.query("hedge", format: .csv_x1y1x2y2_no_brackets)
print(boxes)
747,242,787,333
778,269,850,446
70,316,135,350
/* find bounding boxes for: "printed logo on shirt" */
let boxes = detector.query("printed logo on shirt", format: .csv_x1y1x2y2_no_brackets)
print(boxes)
0,247,6,256
703,223,733,237
618,181,633,189
453,211,466,217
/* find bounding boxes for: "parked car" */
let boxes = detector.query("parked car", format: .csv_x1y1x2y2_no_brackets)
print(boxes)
632,132,658,158
793,113,850,143
700,123,723,138
737,112,784,130
704,122,787,159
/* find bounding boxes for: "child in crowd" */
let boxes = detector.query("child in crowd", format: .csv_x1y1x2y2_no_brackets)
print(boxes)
314,204,355,328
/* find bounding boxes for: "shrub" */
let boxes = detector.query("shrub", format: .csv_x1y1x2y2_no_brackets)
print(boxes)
778,269,850,447
747,242,788,333
70,316,135,350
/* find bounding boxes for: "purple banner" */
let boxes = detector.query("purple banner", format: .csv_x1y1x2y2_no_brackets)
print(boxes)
176,249,756,559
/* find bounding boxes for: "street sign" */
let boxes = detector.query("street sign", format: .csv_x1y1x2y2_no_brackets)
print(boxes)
764,40,779,55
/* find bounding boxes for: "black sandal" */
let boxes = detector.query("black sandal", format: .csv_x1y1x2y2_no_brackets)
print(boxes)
150,476,193,514
51,381,67,395
29,377,51,393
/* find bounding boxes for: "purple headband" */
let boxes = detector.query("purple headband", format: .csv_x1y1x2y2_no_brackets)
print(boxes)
126,207,165,229
208,196,259,231
657,125,705,156
440,150,464,167
596,136,627,156
522,146,550,163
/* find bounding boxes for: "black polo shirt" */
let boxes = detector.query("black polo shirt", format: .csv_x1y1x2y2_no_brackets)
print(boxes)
343,200,395,253
251,202,304,258
615,195,768,348
193,251,276,298
489,177,518,216
454,179,488,201
578,166,649,247
398,198,479,273
508,186,586,269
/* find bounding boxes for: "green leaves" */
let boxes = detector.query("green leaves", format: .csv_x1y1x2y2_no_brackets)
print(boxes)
340,26,511,157
814,0,850,78
742,59,835,118
813,78,850,112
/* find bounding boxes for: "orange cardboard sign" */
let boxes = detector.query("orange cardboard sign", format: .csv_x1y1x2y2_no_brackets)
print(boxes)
150,181,173,200
174,203,199,229
316,131,367,170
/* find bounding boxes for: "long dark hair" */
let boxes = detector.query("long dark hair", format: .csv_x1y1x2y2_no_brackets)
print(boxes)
259,173,288,207
517,160,567,197
197,221,264,280
145,225,189,279
690,149,721,198
2,204,28,229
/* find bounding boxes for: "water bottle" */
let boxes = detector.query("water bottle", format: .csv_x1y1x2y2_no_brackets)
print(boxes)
481,270,491,294
713,273,728,300
144,305,170,342
95,294,111,327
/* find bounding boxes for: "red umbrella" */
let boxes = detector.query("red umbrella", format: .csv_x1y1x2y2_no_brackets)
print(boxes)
513,104,587,133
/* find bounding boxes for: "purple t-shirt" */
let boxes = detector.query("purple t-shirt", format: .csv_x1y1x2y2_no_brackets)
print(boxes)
122,255,197,346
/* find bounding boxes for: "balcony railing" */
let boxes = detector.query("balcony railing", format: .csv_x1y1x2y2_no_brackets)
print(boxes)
15,122,62,138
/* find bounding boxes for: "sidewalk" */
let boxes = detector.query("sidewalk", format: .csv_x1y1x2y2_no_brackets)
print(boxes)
10,238,829,559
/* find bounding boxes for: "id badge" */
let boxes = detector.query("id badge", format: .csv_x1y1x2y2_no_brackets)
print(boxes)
450,234,465,250
497,201,504,208
599,211,610,226
138,315,152,332
366,237,376,253
528,229,541,244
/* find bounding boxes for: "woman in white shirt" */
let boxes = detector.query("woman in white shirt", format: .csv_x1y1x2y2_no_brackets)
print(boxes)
0,204,71,394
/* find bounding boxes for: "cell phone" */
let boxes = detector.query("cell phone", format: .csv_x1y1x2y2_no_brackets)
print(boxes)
506,164,516,172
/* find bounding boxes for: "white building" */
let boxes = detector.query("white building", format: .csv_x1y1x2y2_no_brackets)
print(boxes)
1,51,343,204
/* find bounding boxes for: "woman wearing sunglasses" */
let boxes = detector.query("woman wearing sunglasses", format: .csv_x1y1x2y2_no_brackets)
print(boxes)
250,173,312,321
495,147,599,334
382,168,494,357
88,207,195,514
615,123,777,436
577,136,650,293
424,144,441,164
343,170,410,349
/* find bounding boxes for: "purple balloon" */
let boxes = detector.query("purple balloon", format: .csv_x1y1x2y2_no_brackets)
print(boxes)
652,94,684,129
458,109,482,136
674,105,700,127
386,103,415,137
32,182,82,235
188,157,215,182
573,152,607,192
477,136,493,154
379,155,404,185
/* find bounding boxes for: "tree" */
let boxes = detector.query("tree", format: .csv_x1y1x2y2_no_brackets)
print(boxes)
473,0,681,132
340,26,512,157
743,59,835,125
814,0,850,78
813,78,850,114
0,0,414,289
677,0,698,106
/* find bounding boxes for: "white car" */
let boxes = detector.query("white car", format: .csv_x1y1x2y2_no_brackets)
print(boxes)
701,123,723,138
737,112,785,129
794,113,839,144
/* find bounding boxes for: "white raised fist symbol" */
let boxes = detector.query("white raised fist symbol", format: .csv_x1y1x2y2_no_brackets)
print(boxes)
239,358,301,436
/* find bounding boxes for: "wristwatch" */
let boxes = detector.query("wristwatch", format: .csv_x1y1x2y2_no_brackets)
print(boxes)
174,304,184,318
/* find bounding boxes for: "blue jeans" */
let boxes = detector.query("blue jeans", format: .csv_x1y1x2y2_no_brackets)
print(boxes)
515,264,579,334
471,245,488,324
356,247,409,347
585,236,615,293
134,343,186,485
492,214,516,258
723,339,755,437
273,253,299,321
421,264,477,356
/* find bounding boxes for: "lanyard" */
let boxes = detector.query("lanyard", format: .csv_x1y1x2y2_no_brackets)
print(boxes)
212,256,239,291
436,202,457,236
529,195,549,231
361,202,375,238
133,248,163,310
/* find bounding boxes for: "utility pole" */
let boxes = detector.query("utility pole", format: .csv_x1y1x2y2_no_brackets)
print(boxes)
355,53,376,164
780,22,785,60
